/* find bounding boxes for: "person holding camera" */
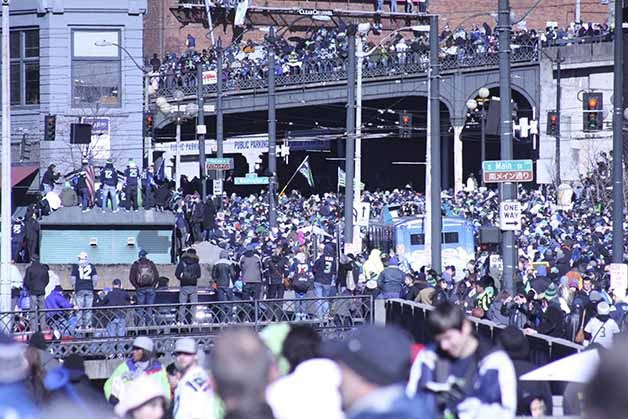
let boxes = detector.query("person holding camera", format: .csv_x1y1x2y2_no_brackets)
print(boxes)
407,301,517,419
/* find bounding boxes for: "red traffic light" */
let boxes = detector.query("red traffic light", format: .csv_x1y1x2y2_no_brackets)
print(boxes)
401,115,410,125
550,114,558,123
587,97,598,109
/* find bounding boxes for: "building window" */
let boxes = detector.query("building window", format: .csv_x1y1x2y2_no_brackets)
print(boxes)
9,29,39,106
72,30,121,107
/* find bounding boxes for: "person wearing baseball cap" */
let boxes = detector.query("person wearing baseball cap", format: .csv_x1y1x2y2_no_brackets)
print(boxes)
323,324,434,419
104,336,170,406
583,301,620,348
172,337,212,419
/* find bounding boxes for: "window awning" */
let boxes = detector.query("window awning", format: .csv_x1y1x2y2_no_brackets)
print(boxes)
0,164,39,190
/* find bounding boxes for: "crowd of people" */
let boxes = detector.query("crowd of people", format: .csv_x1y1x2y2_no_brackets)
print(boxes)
147,20,612,94
3,304,627,419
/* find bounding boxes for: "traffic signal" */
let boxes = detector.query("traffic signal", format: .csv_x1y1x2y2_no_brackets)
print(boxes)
583,92,603,132
44,114,56,141
399,112,412,139
547,111,559,136
144,112,154,138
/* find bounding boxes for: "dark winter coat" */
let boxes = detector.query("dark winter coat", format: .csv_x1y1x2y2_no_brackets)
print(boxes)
129,257,160,289
23,261,49,296
175,251,202,287
212,254,236,288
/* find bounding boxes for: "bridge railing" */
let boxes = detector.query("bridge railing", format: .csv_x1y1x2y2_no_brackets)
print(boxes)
151,41,540,99
385,299,582,366
2,295,374,357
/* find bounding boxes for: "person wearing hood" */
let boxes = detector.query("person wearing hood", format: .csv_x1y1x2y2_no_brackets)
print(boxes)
583,301,619,348
104,336,170,406
264,246,289,300
24,255,49,330
71,251,98,331
363,249,384,282
212,249,236,303
45,285,77,335
100,158,119,212
60,181,78,208
313,243,337,320
175,248,201,325
239,246,263,300
376,255,407,299
124,159,140,212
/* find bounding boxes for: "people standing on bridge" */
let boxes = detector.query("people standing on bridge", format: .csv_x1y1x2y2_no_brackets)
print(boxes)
104,336,170,406
124,159,140,212
313,243,337,320
172,338,213,419
289,252,313,321
175,248,201,325
130,250,160,326
76,170,91,212
407,301,517,418
101,278,131,353
71,251,99,332
23,255,49,331
264,246,289,300
240,245,264,301
100,158,119,213
24,207,40,262
142,165,157,210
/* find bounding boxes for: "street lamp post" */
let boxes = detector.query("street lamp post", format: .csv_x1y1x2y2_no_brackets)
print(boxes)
466,87,490,186
1,0,11,313
155,90,198,190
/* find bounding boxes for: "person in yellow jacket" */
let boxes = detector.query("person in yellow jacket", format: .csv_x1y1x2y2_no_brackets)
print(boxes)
104,336,170,406
363,249,384,282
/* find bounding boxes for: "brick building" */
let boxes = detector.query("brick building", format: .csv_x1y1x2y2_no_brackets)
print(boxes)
144,0,611,59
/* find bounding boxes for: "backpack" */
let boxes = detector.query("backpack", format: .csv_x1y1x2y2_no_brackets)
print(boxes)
180,261,196,282
136,261,155,287
291,263,311,293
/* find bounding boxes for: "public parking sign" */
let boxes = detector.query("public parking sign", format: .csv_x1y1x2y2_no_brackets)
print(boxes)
482,159,533,183
499,200,522,231
206,157,234,171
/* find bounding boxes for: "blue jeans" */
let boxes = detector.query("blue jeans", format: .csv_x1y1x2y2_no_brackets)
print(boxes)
314,283,335,319
136,288,156,325
79,188,90,209
42,184,53,194
75,290,93,329
295,291,307,320
106,317,126,337
102,185,118,211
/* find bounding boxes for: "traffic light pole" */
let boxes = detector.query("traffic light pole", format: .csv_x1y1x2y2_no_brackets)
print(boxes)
267,27,278,230
555,48,563,185
612,0,624,262
344,25,356,246
429,15,442,272
197,63,207,201
1,0,11,312
498,0,516,293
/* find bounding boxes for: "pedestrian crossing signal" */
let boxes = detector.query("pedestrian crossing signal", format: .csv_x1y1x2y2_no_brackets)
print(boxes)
399,112,412,139
44,114,56,141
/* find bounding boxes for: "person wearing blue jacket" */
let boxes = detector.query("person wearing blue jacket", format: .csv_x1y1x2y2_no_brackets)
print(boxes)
100,159,119,212
407,301,517,419
313,243,337,320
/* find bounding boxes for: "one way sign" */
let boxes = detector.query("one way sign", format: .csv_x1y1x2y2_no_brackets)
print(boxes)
499,200,522,231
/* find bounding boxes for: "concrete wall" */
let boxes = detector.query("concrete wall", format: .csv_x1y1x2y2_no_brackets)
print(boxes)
537,42,613,184
5,0,147,178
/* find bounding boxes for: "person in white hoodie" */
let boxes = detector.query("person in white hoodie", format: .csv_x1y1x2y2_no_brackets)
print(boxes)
172,337,213,419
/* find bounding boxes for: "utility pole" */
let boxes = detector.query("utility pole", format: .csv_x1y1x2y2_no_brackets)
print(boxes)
429,15,442,272
145,71,153,168
1,0,11,312
267,27,278,229
555,48,563,185
344,25,357,247
216,39,224,209
498,0,516,293
354,32,364,241
197,63,207,200
612,0,624,262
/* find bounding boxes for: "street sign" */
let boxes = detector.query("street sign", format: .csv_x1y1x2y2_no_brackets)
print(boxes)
499,200,522,231
610,263,628,299
353,203,371,227
213,179,223,196
202,70,217,85
482,159,533,183
206,157,234,171
234,173,269,185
